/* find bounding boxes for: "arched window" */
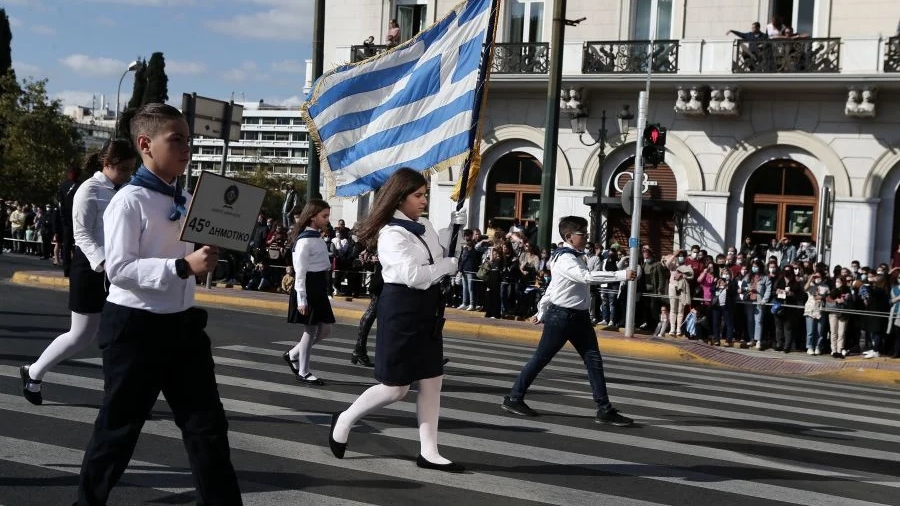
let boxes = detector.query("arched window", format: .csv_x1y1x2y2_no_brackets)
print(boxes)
486,152,542,231
743,159,818,248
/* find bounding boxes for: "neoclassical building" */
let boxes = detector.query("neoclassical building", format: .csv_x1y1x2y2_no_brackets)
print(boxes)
320,0,900,267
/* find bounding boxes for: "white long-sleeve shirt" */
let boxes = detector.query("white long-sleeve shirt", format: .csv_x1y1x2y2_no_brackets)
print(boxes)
378,210,457,290
72,171,117,272
536,243,627,321
104,183,195,314
292,227,331,306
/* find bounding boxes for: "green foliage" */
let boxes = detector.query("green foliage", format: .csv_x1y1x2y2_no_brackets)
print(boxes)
141,52,168,105
126,57,147,110
0,75,82,203
229,167,307,219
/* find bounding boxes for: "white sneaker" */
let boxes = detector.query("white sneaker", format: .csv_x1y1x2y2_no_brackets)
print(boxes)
807,348,815,355
456,304,467,310
864,350,880,359
841,349,848,357
813,348,821,355
466,305,475,311
755,341,762,350
597,320,608,326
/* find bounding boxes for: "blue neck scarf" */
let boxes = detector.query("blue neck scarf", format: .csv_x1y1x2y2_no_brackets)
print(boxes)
551,247,584,261
297,229,320,240
389,218,425,236
129,166,186,221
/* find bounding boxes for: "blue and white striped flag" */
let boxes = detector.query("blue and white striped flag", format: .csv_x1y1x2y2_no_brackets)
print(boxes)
302,0,496,197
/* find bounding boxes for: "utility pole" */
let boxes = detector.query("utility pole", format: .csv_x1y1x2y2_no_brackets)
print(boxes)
306,0,326,201
536,0,568,249
623,0,658,338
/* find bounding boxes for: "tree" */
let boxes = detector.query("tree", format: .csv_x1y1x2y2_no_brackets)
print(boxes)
126,57,146,110
141,52,168,105
0,8,12,76
229,167,307,220
0,75,82,203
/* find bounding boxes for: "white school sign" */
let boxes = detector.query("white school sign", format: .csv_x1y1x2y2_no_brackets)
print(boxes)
180,172,266,251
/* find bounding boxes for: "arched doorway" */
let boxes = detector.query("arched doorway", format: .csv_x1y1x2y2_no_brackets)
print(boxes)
605,159,679,255
485,152,542,231
742,159,818,248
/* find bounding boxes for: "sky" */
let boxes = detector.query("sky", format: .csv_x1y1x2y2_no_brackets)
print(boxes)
4,0,314,110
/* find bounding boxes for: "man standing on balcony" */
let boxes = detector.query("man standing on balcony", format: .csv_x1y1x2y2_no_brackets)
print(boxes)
727,22,767,41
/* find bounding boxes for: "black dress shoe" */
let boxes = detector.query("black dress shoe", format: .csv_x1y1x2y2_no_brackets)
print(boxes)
20,365,42,406
329,413,346,459
442,357,450,366
350,351,373,367
282,352,299,375
416,454,465,473
297,373,325,386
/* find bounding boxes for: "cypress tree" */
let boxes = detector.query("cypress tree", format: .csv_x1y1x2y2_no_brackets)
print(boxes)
141,52,168,105
0,8,12,76
126,58,146,110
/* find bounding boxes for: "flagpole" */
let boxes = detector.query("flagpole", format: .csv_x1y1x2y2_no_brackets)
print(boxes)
446,0,500,258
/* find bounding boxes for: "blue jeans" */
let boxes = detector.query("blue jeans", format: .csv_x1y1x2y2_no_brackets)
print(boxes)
461,272,475,307
601,290,618,324
711,305,735,342
805,317,828,351
753,304,765,342
509,305,612,411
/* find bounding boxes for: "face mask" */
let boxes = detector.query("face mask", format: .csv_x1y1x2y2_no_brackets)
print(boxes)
835,282,843,288
751,266,759,274
877,269,886,275
736,259,743,265
723,275,731,280
794,268,801,275
543,276,551,284
851,267,858,273
813,279,820,284
769,268,777,274
677,256,685,264
717,262,726,267
690,252,698,259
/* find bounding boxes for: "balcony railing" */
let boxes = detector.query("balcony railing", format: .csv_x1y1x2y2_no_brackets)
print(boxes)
885,36,900,72
731,38,840,73
582,40,679,74
491,42,549,74
350,44,391,63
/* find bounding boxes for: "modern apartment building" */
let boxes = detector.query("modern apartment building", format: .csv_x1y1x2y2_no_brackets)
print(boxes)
190,100,310,180
320,0,899,267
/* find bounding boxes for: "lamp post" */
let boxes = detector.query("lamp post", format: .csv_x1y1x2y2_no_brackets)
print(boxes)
573,110,607,244
115,60,141,138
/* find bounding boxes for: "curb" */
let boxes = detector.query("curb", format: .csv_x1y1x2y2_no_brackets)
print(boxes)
9,271,900,388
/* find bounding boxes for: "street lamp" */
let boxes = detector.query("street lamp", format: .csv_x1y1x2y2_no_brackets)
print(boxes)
573,110,609,245
616,104,635,141
115,60,141,138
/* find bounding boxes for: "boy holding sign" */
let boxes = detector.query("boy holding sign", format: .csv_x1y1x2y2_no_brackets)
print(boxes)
75,104,242,505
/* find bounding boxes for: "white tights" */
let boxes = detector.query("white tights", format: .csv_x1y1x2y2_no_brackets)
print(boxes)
288,323,331,377
333,375,449,465
29,312,102,384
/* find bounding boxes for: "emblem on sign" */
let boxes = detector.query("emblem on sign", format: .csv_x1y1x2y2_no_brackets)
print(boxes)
224,185,240,207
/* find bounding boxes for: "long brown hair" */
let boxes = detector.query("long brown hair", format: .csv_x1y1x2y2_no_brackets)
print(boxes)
287,198,330,245
355,167,428,247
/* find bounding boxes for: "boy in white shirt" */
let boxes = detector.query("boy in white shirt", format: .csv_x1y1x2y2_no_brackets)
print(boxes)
74,103,242,505
501,216,636,427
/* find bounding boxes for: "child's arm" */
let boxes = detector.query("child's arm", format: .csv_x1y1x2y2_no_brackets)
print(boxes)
554,253,633,285
293,240,310,306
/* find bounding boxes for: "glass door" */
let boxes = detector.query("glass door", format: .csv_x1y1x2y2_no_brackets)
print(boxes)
632,0,674,39
508,0,544,43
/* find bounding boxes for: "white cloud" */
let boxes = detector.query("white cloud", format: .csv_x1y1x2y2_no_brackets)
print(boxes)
267,95,304,107
223,68,248,82
205,0,314,42
53,90,97,107
166,59,207,75
60,54,128,77
84,0,196,5
222,61,261,82
271,59,306,74
12,61,41,77
30,24,56,35
96,17,116,26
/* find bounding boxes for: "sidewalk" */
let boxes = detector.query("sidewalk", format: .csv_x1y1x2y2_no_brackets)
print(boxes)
10,269,900,389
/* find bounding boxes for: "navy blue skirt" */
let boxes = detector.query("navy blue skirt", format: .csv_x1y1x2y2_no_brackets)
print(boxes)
374,283,443,386
68,248,107,314
287,270,335,325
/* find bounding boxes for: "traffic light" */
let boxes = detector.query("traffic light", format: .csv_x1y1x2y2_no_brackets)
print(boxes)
641,124,667,166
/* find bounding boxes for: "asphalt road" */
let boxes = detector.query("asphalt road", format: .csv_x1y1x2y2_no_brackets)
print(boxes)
2,253,900,505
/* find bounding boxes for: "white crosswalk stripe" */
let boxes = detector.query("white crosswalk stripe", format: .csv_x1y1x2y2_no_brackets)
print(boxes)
2,333,899,506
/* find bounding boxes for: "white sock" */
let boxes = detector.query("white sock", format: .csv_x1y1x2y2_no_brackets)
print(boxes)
417,375,450,465
334,383,410,444
29,312,102,382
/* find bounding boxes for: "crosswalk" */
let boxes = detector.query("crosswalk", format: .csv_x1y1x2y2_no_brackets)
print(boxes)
2,330,900,505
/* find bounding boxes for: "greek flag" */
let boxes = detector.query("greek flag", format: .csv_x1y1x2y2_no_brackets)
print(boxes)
302,0,495,197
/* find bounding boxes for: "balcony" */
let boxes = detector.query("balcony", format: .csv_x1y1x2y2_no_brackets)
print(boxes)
731,38,841,74
491,42,549,74
885,36,900,72
350,44,391,63
582,40,679,74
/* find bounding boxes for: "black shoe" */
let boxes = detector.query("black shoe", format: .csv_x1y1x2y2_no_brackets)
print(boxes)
350,351,373,367
329,413,346,459
282,352,299,375
442,357,450,366
416,454,465,473
501,396,538,417
595,407,634,427
20,366,42,406
783,348,791,354
297,373,325,386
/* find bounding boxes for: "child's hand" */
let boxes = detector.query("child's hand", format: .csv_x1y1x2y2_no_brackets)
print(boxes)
531,315,541,325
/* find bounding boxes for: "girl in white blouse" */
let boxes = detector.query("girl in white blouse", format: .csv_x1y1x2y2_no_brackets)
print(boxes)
284,199,335,385
328,168,465,473
20,139,136,405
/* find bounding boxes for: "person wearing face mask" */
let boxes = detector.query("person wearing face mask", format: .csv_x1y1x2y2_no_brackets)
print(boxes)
765,238,782,267
749,261,774,349
686,246,704,278
642,248,669,332
825,277,852,358
779,237,797,268
740,236,757,260
710,267,738,346
861,274,890,358
772,266,801,352
888,273,900,358
663,250,693,336
697,261,717,307
803,273,828,355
